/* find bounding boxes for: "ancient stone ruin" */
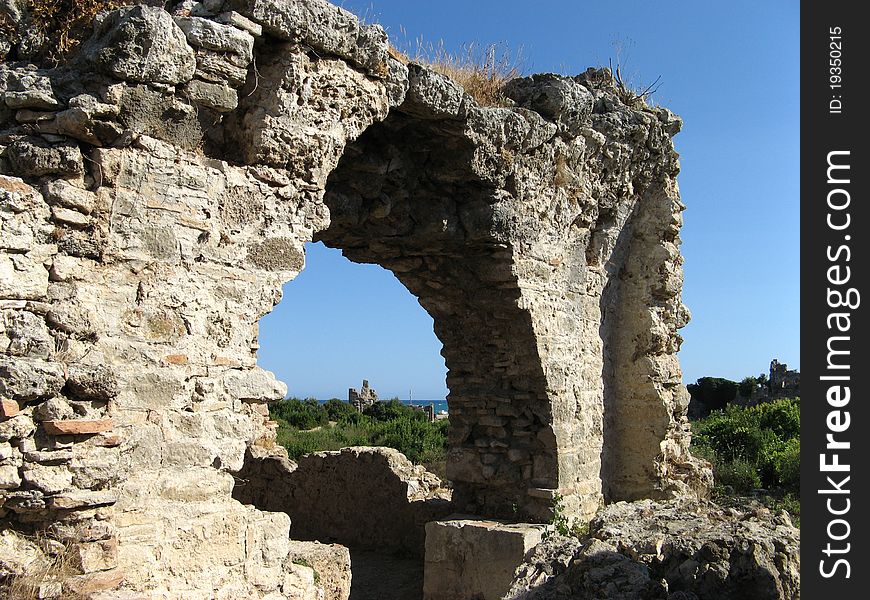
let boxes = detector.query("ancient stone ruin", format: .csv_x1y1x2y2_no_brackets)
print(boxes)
769,359,800,397
0,1,796,598
348,379,377,412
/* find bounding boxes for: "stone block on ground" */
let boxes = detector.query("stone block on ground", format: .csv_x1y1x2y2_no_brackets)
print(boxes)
286,540,352,600
423,518,544,600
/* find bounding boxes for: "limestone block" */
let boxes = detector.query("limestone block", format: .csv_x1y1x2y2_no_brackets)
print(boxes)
52,108,120,148
216,11,263,37
281,562,321,600
239,0,387,74
0,252,50,301
222,368,287,402
33,397,76,422
3,309,53,359
0,413,36,442
505,500,801,600
74,538,120,573
51,205,91,228
49,255,94,282
504,75,595,135
174,16,254,64
424,519,544,600
0,441,14,461
229,45,389,178
21,462,73,494
286,540,352,600
65,364,119,402
45,303,94,336
70,446,122,489
0,463,21,489
404,64,469,120
47,490,118,510
1,174,51,254
195,49,249,86
64,568,125,596
1,69,61,109
0,356,65,402
23,449,74,464
181,79,238,112
7,138,83,177
0,528,48,576
83,5,196,85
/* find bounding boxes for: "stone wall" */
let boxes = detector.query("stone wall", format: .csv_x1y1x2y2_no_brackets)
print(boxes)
235,446,452,556
1,0,707,595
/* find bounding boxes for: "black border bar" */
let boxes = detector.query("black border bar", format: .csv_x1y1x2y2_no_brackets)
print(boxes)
801,2,869,597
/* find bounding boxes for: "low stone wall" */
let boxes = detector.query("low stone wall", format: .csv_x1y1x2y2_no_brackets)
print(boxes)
234,446,453,556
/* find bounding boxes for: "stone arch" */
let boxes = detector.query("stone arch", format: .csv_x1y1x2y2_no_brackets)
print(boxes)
307,63,712,519
317,110,559,520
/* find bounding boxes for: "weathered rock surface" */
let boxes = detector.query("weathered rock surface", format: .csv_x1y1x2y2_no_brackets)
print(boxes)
505,499,800,600
82,5,197,85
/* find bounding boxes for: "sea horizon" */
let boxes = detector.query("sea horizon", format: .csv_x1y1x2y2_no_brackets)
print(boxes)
294,397,449,413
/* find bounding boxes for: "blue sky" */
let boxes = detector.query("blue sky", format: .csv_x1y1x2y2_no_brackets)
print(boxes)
258,0,800,400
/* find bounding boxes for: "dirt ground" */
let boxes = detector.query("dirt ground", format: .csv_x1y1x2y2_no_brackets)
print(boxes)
348,548,424,600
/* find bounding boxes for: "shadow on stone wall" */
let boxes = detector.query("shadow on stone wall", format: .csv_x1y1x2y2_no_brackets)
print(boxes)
232,446,453,557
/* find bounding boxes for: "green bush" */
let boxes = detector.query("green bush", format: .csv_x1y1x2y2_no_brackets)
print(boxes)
715,459,762,494
323,398,361,424
756,398,800,440
271,398,328,430
739,376,758,398
770,437,800,493
370,416,449,464
272,399,449,466
691,397,800,517
687,377,738,412
363,398,426,422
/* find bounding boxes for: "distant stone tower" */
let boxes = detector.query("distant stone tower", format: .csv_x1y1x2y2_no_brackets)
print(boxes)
769,359,800,397
349,379,379,412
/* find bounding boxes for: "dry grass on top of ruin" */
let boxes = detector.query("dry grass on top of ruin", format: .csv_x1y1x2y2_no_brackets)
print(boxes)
389,39,523,108
390,37,662,110
3,0,136,64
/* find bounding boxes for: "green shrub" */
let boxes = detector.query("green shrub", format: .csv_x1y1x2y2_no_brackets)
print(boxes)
691,396,800,518
323,398,361,424
771,437,800,493
370,416,448,464
272,400,449,466
271,398,328,430
715,459,761,494
363,398,425,422
687,377,738,412
739,376,758,398
756,398,800,440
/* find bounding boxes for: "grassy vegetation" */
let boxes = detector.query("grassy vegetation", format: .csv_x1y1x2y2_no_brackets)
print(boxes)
271,398,449,474
390,36,522,107
691,397,800,524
